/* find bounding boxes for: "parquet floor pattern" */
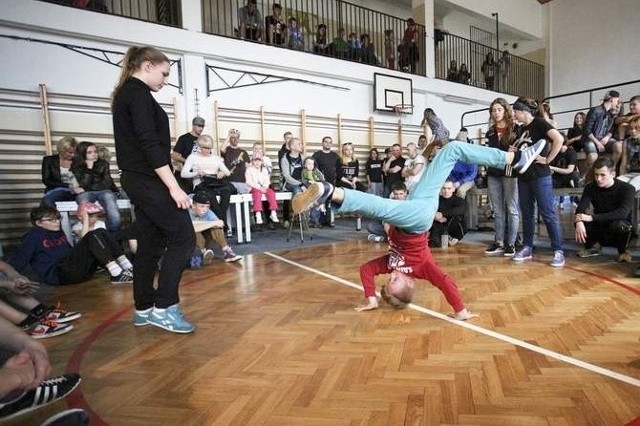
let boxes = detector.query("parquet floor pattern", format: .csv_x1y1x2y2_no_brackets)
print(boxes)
8,241,640,425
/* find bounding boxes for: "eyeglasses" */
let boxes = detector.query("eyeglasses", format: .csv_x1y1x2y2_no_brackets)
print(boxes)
41,217,61,222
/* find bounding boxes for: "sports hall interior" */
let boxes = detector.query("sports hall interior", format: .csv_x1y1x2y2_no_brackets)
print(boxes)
1,0,639,424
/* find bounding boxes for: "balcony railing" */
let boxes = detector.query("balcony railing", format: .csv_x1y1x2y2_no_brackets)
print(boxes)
39,0,182,27
202,0,427,76
435,33,544,100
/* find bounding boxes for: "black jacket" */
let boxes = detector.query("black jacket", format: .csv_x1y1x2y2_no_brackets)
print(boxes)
72,159,117,192
112,78,171,177
41,155,66,193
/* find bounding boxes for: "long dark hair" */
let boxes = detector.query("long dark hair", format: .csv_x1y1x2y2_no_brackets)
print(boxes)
489,97,514,148
111,46,169,109
71,141,97,170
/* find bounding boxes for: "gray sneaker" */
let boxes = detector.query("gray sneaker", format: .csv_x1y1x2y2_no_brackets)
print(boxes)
514,139,546,174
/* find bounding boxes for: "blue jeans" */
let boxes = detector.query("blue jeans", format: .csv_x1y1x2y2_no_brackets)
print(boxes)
487,176,519,245
518,175,563,250
76,190,121,231
41,187,76,208
336,141,508,233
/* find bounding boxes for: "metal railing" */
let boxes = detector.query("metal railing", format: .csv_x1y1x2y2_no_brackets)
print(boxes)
202,0,426,76
38,0,182,27
435,33,544,100
460,80,640,140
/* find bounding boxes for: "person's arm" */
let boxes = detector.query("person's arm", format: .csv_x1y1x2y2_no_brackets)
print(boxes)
0,260,39,296
215,156,231,178
620,142,629,175
543,129,564,165
171,141,187,164
0,316,50,391
592,185,635,223
280,156,301,186
180,154,198,179
76,209,92,239
355,256,390,312
156,165,190,209
41,157,64,189
549,163,576,175
408,159,425,177
584,110,605,150
448,197,466,217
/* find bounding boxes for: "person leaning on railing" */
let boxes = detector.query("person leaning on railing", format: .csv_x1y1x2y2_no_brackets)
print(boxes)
238,0,263,42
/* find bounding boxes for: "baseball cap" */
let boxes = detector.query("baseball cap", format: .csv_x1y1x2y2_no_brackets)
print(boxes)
192,117,205,126
193,191,211,205
77,201,103,217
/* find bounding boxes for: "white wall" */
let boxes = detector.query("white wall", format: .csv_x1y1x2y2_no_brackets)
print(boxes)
549,0,640,96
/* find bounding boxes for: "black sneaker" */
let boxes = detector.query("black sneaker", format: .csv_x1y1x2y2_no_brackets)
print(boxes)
110,269,133,285
484,243,505,255
503,245,516,257
0,373,82,421
41,408,89,426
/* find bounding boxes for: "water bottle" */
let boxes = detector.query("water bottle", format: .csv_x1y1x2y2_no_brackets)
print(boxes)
441,234,449,249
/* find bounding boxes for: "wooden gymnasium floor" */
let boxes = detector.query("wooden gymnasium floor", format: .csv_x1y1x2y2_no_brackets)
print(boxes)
7,239,640,425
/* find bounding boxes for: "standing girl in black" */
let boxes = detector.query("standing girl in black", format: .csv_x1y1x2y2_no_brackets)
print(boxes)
111,46,195,334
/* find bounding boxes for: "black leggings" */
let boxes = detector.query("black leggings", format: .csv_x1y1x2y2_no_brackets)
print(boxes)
56,228,124,284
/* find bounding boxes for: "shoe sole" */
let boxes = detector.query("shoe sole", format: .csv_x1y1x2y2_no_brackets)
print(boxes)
512,256,532,262
503,252,515,257
202,252,215,265
577,253,600,258
292,184,322,214
147,318,195,333
550,262,565,267
484,250,504,255
48,312,82,323
517,140,546,174
225,256,243,262
41,408,89,426
30,324,74,339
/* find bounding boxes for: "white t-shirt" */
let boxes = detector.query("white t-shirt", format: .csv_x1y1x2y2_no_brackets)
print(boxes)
404,154,426,193
181,153,230,187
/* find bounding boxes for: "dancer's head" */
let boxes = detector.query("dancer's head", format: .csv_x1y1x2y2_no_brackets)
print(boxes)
381,270,416,308
112,46,170,106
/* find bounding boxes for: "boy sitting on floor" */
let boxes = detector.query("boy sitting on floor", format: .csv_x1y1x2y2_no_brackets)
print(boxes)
10,206,134,285
189,192,242,266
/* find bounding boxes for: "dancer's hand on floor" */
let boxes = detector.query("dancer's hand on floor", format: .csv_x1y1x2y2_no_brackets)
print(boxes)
355,296,379,312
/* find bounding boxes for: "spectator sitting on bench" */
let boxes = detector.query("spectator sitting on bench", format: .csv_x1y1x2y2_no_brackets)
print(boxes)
10,206,134,285
40,136,83,208
245,155,280,226
575,156,635,263
71,141,121,232
549,139,580,208
429,180,467,248
182,135,232,229
189,192,242,264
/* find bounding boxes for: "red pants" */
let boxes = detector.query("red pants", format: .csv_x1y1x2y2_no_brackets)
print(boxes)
359,254,465,312
250,188,277,212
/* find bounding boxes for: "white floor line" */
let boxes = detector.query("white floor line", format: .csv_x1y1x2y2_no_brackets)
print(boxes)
264,251,640,388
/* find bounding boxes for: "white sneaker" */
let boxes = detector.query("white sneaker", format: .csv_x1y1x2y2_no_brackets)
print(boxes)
270,211,279,223
255,211,263,224
202,249,215,265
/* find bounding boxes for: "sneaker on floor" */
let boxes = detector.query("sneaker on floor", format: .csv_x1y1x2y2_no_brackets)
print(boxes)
503,245,516,257
292,182,324,214
147,304,195,333
41,408,89,426
367,234,385,243
269,210,279,223
550,250,565,267
0,373,82,421
512,246,533,262
223,249,243,263
42,302,82,323
133,307,152,327
577,247,601,258
448,237,459,247
255,211,263,225
513,139,546,174
23,318,73,339
484,242,505,255
110,269,134,285
202,249,215,265
618,251,633,263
